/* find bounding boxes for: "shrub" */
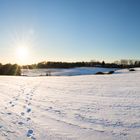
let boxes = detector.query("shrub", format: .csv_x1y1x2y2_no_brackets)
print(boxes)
0,63,21,75
108,71,115,74
129,69,135,71
95,72,105,75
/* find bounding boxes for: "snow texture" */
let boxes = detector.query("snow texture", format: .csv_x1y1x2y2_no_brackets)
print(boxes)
0,68,140,140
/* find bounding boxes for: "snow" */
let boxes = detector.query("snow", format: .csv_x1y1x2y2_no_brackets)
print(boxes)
21,67,118,76
0,68,140,139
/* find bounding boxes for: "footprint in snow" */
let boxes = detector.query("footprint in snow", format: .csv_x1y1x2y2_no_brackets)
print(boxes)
27,117,31,121
11,104,15,107
7,113,12,115
9,101,12,104
0,112,4,114
9,100,17,106
28,103,31,106
27,108,31,113
18,122,24,125
0,125,3,128
23,105,26,108
26,129,36,139
21,112,25,116
27,130,33,137
25,99,28,103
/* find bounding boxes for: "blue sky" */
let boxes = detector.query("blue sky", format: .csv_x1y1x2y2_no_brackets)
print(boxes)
0,0,140,64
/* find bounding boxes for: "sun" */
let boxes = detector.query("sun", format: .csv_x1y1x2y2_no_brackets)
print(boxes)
17,47,29,57
16,46,29,64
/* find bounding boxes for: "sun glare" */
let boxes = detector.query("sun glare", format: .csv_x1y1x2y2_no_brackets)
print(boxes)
16,46,29,64
12,29,35,64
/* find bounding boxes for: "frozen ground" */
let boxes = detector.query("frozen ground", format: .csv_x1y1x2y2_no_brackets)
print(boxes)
0,68,140,140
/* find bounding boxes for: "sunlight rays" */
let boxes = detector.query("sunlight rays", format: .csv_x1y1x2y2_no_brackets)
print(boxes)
10,28,35,64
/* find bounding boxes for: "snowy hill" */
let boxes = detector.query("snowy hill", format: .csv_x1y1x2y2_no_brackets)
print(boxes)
0,68,140,139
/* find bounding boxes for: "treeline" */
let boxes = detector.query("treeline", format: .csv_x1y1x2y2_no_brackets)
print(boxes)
22,59,140,69
22,61,109,69
114,59,140,67
1,59,140,76
0,63,21,75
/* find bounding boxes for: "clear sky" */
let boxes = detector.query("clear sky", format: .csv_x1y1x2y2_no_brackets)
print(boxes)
0,0,140,64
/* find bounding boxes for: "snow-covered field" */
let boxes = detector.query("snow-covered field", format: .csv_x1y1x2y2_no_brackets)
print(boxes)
0,68,140,140
21,67,118,76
